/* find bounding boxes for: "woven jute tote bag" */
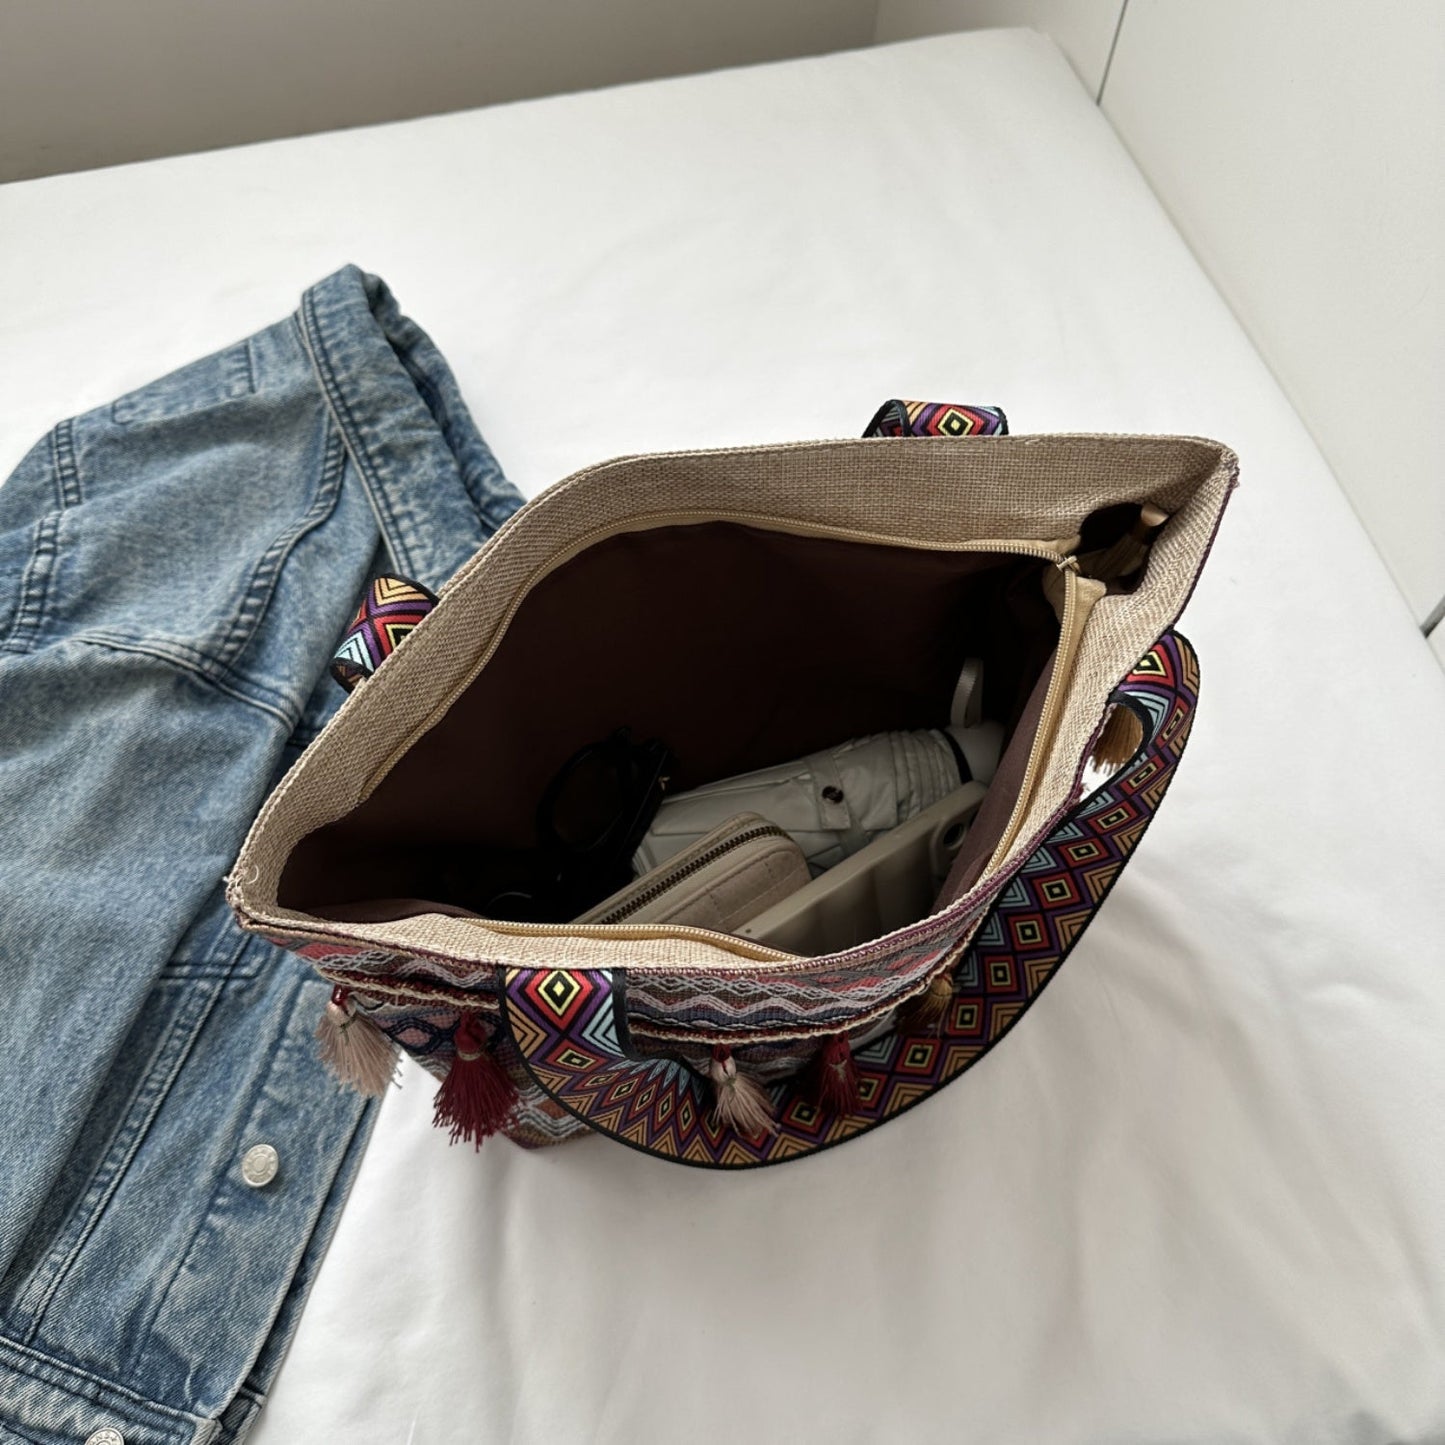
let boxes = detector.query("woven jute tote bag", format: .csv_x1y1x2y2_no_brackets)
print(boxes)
228,401,1236,1169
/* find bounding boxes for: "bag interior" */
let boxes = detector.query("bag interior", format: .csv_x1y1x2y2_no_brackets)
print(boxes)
277,519,1074,944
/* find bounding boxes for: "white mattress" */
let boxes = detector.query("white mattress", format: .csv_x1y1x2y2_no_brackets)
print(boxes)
5,29,1445,1444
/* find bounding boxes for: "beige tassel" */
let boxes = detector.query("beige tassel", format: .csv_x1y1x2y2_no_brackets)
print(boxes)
315,985,397,1097
1089,704,1145,772
902,972,956,1032
707,1046,777,1139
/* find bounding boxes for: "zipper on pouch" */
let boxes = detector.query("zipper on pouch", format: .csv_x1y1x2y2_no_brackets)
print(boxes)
588,821,794,925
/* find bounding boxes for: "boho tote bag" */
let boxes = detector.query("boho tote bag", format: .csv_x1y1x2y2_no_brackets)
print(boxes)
228,401,1235,1169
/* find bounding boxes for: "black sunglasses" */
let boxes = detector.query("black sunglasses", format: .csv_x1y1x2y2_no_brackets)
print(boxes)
477,728,673,922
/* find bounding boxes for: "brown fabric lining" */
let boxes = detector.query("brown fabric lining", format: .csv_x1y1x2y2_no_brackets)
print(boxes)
279,522,1061,921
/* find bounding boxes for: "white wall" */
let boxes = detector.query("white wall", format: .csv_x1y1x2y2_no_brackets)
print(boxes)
874,0,1445,640
0,0,876,182
875,0,1123,96
1102,0,1445,630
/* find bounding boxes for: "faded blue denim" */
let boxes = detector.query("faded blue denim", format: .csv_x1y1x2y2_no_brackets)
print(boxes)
0,266,524,1443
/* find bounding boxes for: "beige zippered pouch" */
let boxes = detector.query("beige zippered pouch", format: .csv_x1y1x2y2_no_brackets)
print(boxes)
578,813,810,932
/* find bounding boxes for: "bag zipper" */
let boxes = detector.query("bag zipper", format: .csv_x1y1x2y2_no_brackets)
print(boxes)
587,822,794,925
386,510,1079,784
984,560,1107,872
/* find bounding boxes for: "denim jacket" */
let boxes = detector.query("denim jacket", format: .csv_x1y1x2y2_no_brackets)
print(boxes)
0,267,523,1443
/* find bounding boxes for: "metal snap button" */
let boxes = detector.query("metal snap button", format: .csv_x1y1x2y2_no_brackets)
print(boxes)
241,1143,280,1188
85,1429,126,1445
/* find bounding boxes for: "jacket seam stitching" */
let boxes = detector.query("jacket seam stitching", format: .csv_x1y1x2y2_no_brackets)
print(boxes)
298,287,417,578
51,418,83,509
117,970,307,1380
0,512,59,655
68,633,297,730
16,982,223,1346
0,1332,204,1434
207,419,347,677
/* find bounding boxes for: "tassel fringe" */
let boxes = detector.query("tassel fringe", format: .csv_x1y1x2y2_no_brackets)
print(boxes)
434,1014,519,1150
1090,704,1145,772
315,986,397,1096
902,972,956,1033
814,1033,862,1114
707,1046,777,1138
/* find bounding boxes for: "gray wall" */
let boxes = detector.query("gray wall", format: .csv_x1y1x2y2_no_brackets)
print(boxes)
876,0,1121,95
0,0,877,182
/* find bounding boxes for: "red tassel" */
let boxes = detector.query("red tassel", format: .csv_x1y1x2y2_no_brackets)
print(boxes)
814,1032,861,1113
433,1014,519,1150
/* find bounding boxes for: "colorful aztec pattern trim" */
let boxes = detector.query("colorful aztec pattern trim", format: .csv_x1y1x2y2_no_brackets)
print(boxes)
864,399,1008,438
498,631,1199,1167
330,574,439,692
623,936,968,1037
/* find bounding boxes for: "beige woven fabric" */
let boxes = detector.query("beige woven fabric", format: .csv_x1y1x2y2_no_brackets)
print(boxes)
229,433,1236,973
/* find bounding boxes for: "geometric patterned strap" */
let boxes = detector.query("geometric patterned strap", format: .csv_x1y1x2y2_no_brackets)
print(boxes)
329,575,439,693
863,399,1008,438
498,630,1200,1169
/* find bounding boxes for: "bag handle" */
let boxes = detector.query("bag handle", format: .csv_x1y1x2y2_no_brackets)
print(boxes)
863,399,1007,438
330,575,439,691
499,629,1199,1169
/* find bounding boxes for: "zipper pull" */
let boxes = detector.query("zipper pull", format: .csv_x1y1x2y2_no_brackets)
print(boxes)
1043,552,1080,618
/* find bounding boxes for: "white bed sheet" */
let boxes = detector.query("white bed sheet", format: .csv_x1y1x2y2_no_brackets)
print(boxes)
4,29,1444,1445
